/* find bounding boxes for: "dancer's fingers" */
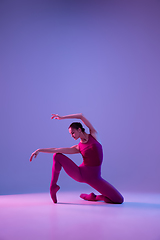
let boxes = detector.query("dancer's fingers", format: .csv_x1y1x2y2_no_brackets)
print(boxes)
51,114,58,119
30,155,33,162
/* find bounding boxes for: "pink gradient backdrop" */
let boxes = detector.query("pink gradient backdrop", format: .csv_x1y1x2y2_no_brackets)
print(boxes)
0,0,160,195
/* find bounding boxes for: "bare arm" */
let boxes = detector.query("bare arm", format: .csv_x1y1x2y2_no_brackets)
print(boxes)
51,113,97,137
30,145,79,162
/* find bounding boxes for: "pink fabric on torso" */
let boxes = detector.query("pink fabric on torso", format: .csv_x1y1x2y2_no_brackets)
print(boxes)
78,134,103,166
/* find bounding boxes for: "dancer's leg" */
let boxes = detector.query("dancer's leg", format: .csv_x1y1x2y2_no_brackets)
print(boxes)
50,154,61,203
50,153,83,203
79,165,124,204
80,184,123,204
88,177,124,204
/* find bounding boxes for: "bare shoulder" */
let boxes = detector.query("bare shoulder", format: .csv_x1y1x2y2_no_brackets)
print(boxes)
90,130,98,141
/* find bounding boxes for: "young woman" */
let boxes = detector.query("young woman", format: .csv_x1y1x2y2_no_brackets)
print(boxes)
30,113,124,204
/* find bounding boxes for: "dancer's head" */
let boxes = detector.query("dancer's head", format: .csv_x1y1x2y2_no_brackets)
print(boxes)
68,122,85,140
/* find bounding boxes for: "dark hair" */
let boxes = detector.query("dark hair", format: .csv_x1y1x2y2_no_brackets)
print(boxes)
69,122,85,132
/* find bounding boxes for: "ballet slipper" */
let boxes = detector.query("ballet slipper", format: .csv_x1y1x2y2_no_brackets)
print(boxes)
50,184,60,203
80,192,98,201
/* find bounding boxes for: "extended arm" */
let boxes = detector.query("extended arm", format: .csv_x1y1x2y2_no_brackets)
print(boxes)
30,145,79,162
51,113,97,136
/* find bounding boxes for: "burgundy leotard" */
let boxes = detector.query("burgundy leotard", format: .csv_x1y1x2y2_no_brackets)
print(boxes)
78,134,103,166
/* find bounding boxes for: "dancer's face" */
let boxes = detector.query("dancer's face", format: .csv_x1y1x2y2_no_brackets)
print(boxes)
69,127,81,140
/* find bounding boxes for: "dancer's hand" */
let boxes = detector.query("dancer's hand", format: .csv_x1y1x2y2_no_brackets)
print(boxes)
51,114,63,120
30,149,39,162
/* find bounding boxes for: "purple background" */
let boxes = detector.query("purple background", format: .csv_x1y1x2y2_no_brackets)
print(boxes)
0,0,160,195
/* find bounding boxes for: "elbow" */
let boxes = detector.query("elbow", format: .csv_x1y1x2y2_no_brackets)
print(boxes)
80,113,84,119
54,148,60,153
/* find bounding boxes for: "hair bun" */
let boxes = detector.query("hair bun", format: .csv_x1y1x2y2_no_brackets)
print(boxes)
69,122,85,132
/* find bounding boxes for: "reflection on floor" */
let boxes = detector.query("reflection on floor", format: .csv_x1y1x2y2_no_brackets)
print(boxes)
0,192,160,240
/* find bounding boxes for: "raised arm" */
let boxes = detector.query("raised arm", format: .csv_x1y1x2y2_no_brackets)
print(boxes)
51,113,97,137
30,145,79,162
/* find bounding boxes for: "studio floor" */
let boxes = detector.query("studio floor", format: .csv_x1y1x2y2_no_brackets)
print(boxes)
0,191,160,240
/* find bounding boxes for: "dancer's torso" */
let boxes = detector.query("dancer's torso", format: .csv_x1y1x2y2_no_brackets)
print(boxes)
78,134,103,166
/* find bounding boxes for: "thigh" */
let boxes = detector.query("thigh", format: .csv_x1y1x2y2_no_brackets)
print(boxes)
79,164,101,183
56,153,83,182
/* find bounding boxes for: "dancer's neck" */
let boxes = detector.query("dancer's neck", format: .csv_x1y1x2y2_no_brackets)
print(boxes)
80,132,89,143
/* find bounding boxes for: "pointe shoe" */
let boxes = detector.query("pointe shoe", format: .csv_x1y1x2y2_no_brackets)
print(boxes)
50,184,60,203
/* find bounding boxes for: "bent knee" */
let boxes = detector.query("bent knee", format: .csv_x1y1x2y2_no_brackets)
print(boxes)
53,153,63,160
114,195,124,204
120,195,124,204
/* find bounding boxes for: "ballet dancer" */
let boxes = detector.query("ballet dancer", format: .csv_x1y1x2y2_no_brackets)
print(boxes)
30,113,124,204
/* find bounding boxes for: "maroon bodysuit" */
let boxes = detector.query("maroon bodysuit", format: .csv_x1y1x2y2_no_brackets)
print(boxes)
78,134,103,166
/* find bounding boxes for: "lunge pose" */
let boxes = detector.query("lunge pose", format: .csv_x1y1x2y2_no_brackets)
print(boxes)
30,113,124,204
